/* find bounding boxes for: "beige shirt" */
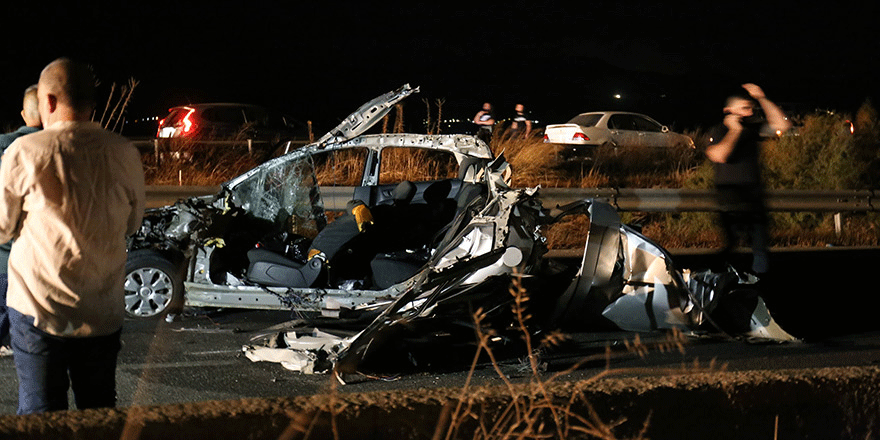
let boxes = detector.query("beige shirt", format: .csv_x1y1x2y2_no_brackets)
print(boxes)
0,121,145,337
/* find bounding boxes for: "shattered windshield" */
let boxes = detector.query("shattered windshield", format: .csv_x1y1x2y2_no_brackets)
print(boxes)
227,155,326,238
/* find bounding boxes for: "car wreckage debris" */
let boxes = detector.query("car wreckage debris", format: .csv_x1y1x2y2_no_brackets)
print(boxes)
123,84,794,379
242,171,795,380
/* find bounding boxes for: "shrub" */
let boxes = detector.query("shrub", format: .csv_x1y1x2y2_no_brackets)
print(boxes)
763,110,869,190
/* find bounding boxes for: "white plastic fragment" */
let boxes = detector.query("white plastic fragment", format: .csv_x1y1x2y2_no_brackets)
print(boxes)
242,346,317,373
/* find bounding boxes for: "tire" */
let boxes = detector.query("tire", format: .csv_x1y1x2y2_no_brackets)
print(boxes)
124,250,184,319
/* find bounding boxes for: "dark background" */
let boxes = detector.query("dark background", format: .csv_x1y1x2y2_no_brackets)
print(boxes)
2,1,878,134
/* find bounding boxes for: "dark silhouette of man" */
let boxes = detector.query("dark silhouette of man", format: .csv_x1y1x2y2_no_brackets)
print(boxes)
472,102,495,145
706,83,790,274
507,103,532,140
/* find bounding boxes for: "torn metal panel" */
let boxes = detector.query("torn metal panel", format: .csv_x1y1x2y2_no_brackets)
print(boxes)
551,201,622,327
243,329,354,374
551,200,794,341
601,224,691,332
745,297,796,341
314,84,418,146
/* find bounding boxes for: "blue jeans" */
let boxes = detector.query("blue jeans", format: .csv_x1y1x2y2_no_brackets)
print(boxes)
9,308,121,414
0,273,8,345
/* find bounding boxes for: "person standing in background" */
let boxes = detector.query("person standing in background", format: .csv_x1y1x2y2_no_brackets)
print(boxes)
507,103,532,140
705,83,790,274
0,85,41,357
472,102,495,145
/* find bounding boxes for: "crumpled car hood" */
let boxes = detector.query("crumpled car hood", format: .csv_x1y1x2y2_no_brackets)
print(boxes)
315,84,418,146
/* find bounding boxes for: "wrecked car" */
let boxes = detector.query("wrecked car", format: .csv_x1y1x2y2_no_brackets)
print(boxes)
242,163,795,379
124,84,793,379
125,84,496,319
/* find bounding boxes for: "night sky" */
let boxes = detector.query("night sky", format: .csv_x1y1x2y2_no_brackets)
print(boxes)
3,1,878,133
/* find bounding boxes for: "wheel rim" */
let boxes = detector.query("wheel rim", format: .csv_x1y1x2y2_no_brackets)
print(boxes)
124,267,175,317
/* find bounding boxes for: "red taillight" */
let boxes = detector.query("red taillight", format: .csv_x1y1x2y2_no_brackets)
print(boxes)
156,118,165,137
573,132,590,141
543,134,549,141
182,108,196,134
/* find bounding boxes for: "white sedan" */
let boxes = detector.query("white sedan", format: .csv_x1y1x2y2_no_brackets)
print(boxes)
543,112,694,151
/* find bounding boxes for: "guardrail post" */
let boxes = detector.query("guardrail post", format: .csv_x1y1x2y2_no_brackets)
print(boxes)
247,139,253,155
152,139,160,167
834,212,842,236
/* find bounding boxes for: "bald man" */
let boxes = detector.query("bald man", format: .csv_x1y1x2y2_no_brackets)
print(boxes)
0,58,145,414
0,85,42,358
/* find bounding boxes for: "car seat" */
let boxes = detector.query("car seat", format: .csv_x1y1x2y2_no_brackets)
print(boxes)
370,180,485,289
245,247,323,287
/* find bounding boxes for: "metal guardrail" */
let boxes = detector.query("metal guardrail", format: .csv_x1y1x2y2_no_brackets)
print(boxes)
132,139,271,149
146,186,878,212
145,185,220,208
133,139,312,150
134,139,312,168
538,188,878,212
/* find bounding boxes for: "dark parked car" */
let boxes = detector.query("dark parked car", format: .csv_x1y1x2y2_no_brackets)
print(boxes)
156,103,308,155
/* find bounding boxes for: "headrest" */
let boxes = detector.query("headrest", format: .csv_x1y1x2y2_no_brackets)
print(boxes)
423,179,452,204
393,180,416,205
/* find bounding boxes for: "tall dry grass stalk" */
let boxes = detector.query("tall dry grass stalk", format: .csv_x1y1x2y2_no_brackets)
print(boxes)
393,103,405,133
435,98,445,134
422,98,447,135
423,98,433,134
97,77,139,133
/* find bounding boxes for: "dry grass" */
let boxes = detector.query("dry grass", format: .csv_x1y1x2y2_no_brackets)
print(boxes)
312,149,368,187
489,135,701,189
143,138,261,186
377,147,459,184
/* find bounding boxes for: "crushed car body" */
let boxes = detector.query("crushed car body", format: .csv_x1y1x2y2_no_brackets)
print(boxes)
124,84,794,379
244,190,795,379
125,84,496,319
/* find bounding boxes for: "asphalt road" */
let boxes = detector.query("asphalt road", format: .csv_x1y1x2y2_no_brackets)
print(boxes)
1,248,879,414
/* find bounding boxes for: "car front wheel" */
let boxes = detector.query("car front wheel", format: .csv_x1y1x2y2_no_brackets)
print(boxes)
124,250,184,319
